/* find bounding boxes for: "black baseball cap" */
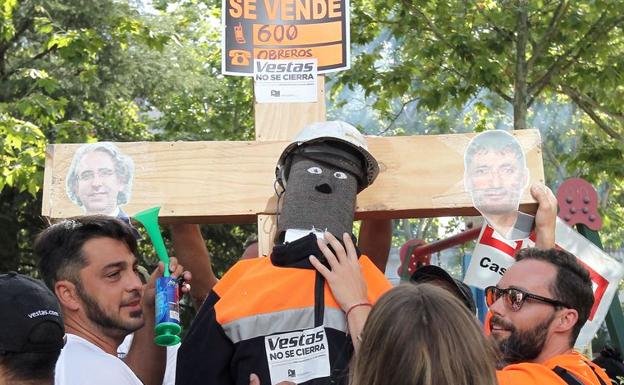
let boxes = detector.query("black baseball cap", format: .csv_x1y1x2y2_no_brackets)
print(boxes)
0,272,65,354
410,265,477,314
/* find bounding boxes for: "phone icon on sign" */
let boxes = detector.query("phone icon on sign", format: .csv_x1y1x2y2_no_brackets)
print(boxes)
234,23,246,44
229,50,251,66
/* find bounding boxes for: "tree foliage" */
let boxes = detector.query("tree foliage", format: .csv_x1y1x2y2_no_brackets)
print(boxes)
330,0,624,249
1,0,623,276
341,0,624,135
0,0,255,274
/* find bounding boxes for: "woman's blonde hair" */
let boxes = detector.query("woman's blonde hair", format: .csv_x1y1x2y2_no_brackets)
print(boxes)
350,283,497,385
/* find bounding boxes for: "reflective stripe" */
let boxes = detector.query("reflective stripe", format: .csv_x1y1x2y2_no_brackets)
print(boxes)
223,306,347,344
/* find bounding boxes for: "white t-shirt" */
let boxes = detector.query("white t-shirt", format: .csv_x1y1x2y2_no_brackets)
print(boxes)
55,334,143,385
118,334,179,385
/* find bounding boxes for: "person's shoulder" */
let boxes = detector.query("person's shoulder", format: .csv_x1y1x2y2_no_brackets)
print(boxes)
359,254,392,297
358,255,389,279
213,257,269,295
60,334,105,356
498,352,609,385
497,361,563,385
545,351,612,385
55,334,143,385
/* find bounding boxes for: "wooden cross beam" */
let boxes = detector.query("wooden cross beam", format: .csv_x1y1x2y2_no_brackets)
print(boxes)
42,77,544,255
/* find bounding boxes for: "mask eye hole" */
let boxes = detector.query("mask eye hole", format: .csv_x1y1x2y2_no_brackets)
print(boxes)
334,171,347,179
307,167,323,175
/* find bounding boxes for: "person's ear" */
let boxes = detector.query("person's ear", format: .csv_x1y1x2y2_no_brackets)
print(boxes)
55,280,81,311
553,308,579,334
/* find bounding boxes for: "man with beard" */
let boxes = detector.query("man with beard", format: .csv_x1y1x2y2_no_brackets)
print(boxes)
485,185,610,385
313,182,611,385
464,130,533,240
36,216,190,385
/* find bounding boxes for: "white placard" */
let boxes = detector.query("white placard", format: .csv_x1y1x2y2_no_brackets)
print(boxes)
464,223,531,289
464,218,624,347
264,326,330,385
254,59,318,103
553,219,624,346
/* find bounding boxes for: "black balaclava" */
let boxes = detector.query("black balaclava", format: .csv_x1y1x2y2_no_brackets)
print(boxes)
276,142,365,243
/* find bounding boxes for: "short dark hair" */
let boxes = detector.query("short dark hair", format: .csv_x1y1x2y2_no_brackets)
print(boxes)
0,322,62,383
36,216,138,291
515,248,594,344
0,351,59,383
464,130,526,170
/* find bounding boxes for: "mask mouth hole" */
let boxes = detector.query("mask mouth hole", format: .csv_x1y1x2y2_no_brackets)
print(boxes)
315,183,332,194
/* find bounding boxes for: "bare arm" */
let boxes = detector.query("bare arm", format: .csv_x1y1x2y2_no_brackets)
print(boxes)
531,183,558,249
125,258,190,385
358,219,393,272
170,224,218,308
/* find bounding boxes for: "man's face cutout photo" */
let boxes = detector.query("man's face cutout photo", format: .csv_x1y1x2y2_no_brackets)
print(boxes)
66,143,134,216
463,130,531,240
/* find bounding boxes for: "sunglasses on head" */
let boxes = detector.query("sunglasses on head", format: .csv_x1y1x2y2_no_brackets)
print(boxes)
485,286,570,312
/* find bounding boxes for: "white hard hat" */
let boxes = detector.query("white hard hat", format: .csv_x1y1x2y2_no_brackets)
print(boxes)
275,121,379,191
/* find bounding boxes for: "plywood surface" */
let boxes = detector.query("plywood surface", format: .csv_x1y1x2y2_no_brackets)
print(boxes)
42,130,544,223
254,77,326,141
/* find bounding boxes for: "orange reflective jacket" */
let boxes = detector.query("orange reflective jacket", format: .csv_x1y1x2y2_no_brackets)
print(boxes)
177,235,391,385
497,352,611,385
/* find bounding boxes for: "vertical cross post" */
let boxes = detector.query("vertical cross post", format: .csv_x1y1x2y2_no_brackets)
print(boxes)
253,76,326,256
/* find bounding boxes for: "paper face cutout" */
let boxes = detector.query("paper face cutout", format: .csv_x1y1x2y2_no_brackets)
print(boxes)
463,130,532,240
65,142,134,217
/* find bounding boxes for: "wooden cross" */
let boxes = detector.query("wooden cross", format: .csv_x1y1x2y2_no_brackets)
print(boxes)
42,76,545,256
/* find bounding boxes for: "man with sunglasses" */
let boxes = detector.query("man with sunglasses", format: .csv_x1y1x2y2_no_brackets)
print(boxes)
313,182,611,385
487,184,610,385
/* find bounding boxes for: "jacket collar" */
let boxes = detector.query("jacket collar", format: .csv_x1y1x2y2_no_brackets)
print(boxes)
271,232,361,269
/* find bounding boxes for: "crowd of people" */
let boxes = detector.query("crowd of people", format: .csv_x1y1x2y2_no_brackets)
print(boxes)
1,122,623,385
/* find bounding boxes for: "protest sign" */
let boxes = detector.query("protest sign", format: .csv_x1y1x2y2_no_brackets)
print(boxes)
222,0,349,75
254,59,317,103
464,218,624,347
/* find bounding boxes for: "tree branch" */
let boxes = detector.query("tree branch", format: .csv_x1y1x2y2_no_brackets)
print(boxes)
401,2,515,103
0,45,57,82
541,141,567,180
560,86,623,142
561,85,624,124
513,0,529,130
0,17,34,57
439,62,513,103
526,0,569,74
400,0,454,49
528,11,606,95
377,97,419,135
599,182,611,210
0,1,38,79
491,85,513,103
528,12,624,105
475,4,514,41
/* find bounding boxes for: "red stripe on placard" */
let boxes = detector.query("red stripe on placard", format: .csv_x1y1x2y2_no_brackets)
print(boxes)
532,231,608,321
478,226,524,258
583,261,608,321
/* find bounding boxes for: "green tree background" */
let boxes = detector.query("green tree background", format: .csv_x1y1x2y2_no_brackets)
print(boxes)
1,0,622,280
